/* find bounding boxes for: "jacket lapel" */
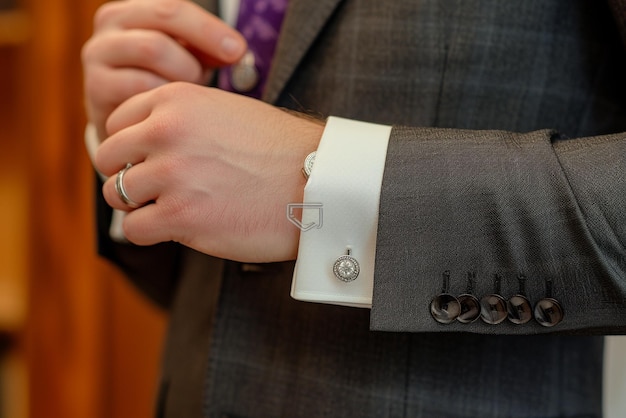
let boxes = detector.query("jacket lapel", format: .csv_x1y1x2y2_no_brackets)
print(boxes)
263,0,344,104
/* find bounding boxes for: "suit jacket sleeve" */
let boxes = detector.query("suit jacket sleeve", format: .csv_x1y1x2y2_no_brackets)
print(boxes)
370,126,626,334
267,0,626,334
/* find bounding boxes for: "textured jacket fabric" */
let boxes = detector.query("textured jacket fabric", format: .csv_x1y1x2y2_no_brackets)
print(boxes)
96,1,626,417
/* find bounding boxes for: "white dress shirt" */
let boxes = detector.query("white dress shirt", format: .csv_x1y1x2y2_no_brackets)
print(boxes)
290,117,390,308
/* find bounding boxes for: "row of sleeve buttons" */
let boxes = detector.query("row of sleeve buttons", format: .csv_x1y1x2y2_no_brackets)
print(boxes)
430,272,564,327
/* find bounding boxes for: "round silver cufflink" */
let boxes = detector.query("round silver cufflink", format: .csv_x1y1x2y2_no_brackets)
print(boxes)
333,247,360,282
231,50,259,93
302,151,316,180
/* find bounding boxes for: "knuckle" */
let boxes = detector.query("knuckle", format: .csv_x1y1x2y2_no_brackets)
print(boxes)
154,169,200,223
158,80,189,96
83,68,112,108
151,81,176,101
119,73,145,97
150,81,192,109
124,73,163,97
135,34,164,63
121,218,142,244
160,195,195,231
93,1,124,30
81,32,115,68
82,72,102,105
80,37,97,65
84,70,133,119
146,106,184,142
94,144,113,175
153,0,183,19
101,180,116,204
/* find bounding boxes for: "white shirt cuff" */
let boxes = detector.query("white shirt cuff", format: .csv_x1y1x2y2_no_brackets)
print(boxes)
84,124,128,243
291,117,392,309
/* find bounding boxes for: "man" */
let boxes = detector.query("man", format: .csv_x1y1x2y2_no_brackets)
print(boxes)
82,0,626,416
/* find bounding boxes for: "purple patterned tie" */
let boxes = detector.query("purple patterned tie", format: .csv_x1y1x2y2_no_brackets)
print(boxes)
219,0,289,99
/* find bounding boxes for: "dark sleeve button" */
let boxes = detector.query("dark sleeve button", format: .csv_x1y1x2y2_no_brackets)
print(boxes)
507,275,532,324
430,294,461,324
430,271,460,324
480,294,508,325
480,274,507,325
534,298,564,327
507,295,533,324
457,272,480,324
457,294,481,323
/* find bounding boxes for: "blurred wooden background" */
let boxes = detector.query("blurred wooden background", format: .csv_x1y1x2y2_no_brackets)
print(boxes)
0,0,167,417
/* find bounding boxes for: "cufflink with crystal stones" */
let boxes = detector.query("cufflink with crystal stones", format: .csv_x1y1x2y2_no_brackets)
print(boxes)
302,151,316,180
333,247,360,282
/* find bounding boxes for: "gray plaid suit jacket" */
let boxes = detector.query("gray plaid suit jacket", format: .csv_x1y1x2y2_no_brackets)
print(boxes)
96,0,626,417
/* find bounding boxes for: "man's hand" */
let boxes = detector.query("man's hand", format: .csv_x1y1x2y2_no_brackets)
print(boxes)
82,0,246,140
95,82,324,262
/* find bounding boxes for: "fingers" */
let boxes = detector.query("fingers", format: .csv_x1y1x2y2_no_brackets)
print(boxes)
83,0,245,139
118,201,196,247
101,161,202,249
94,0,247,66
82,29,205,83
119,204,172,246
94,85,155,176
95,83,193,177
104,87,156,139
102,162,161,211
83,0,244,140
84,66,168,129
96,122,151,177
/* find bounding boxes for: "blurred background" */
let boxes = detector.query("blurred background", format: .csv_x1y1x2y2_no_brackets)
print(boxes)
0,0,624,418
0,0,166,417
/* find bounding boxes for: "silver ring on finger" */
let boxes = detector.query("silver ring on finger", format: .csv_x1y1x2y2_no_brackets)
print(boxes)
115,163,142,209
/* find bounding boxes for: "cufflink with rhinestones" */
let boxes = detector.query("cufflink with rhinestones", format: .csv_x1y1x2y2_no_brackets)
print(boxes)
333,247,360,282
302,151,316,180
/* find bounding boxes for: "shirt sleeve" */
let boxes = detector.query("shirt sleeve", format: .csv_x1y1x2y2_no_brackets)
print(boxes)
290,116,392,308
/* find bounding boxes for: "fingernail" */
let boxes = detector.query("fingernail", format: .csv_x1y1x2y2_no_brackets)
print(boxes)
221,36,244,58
